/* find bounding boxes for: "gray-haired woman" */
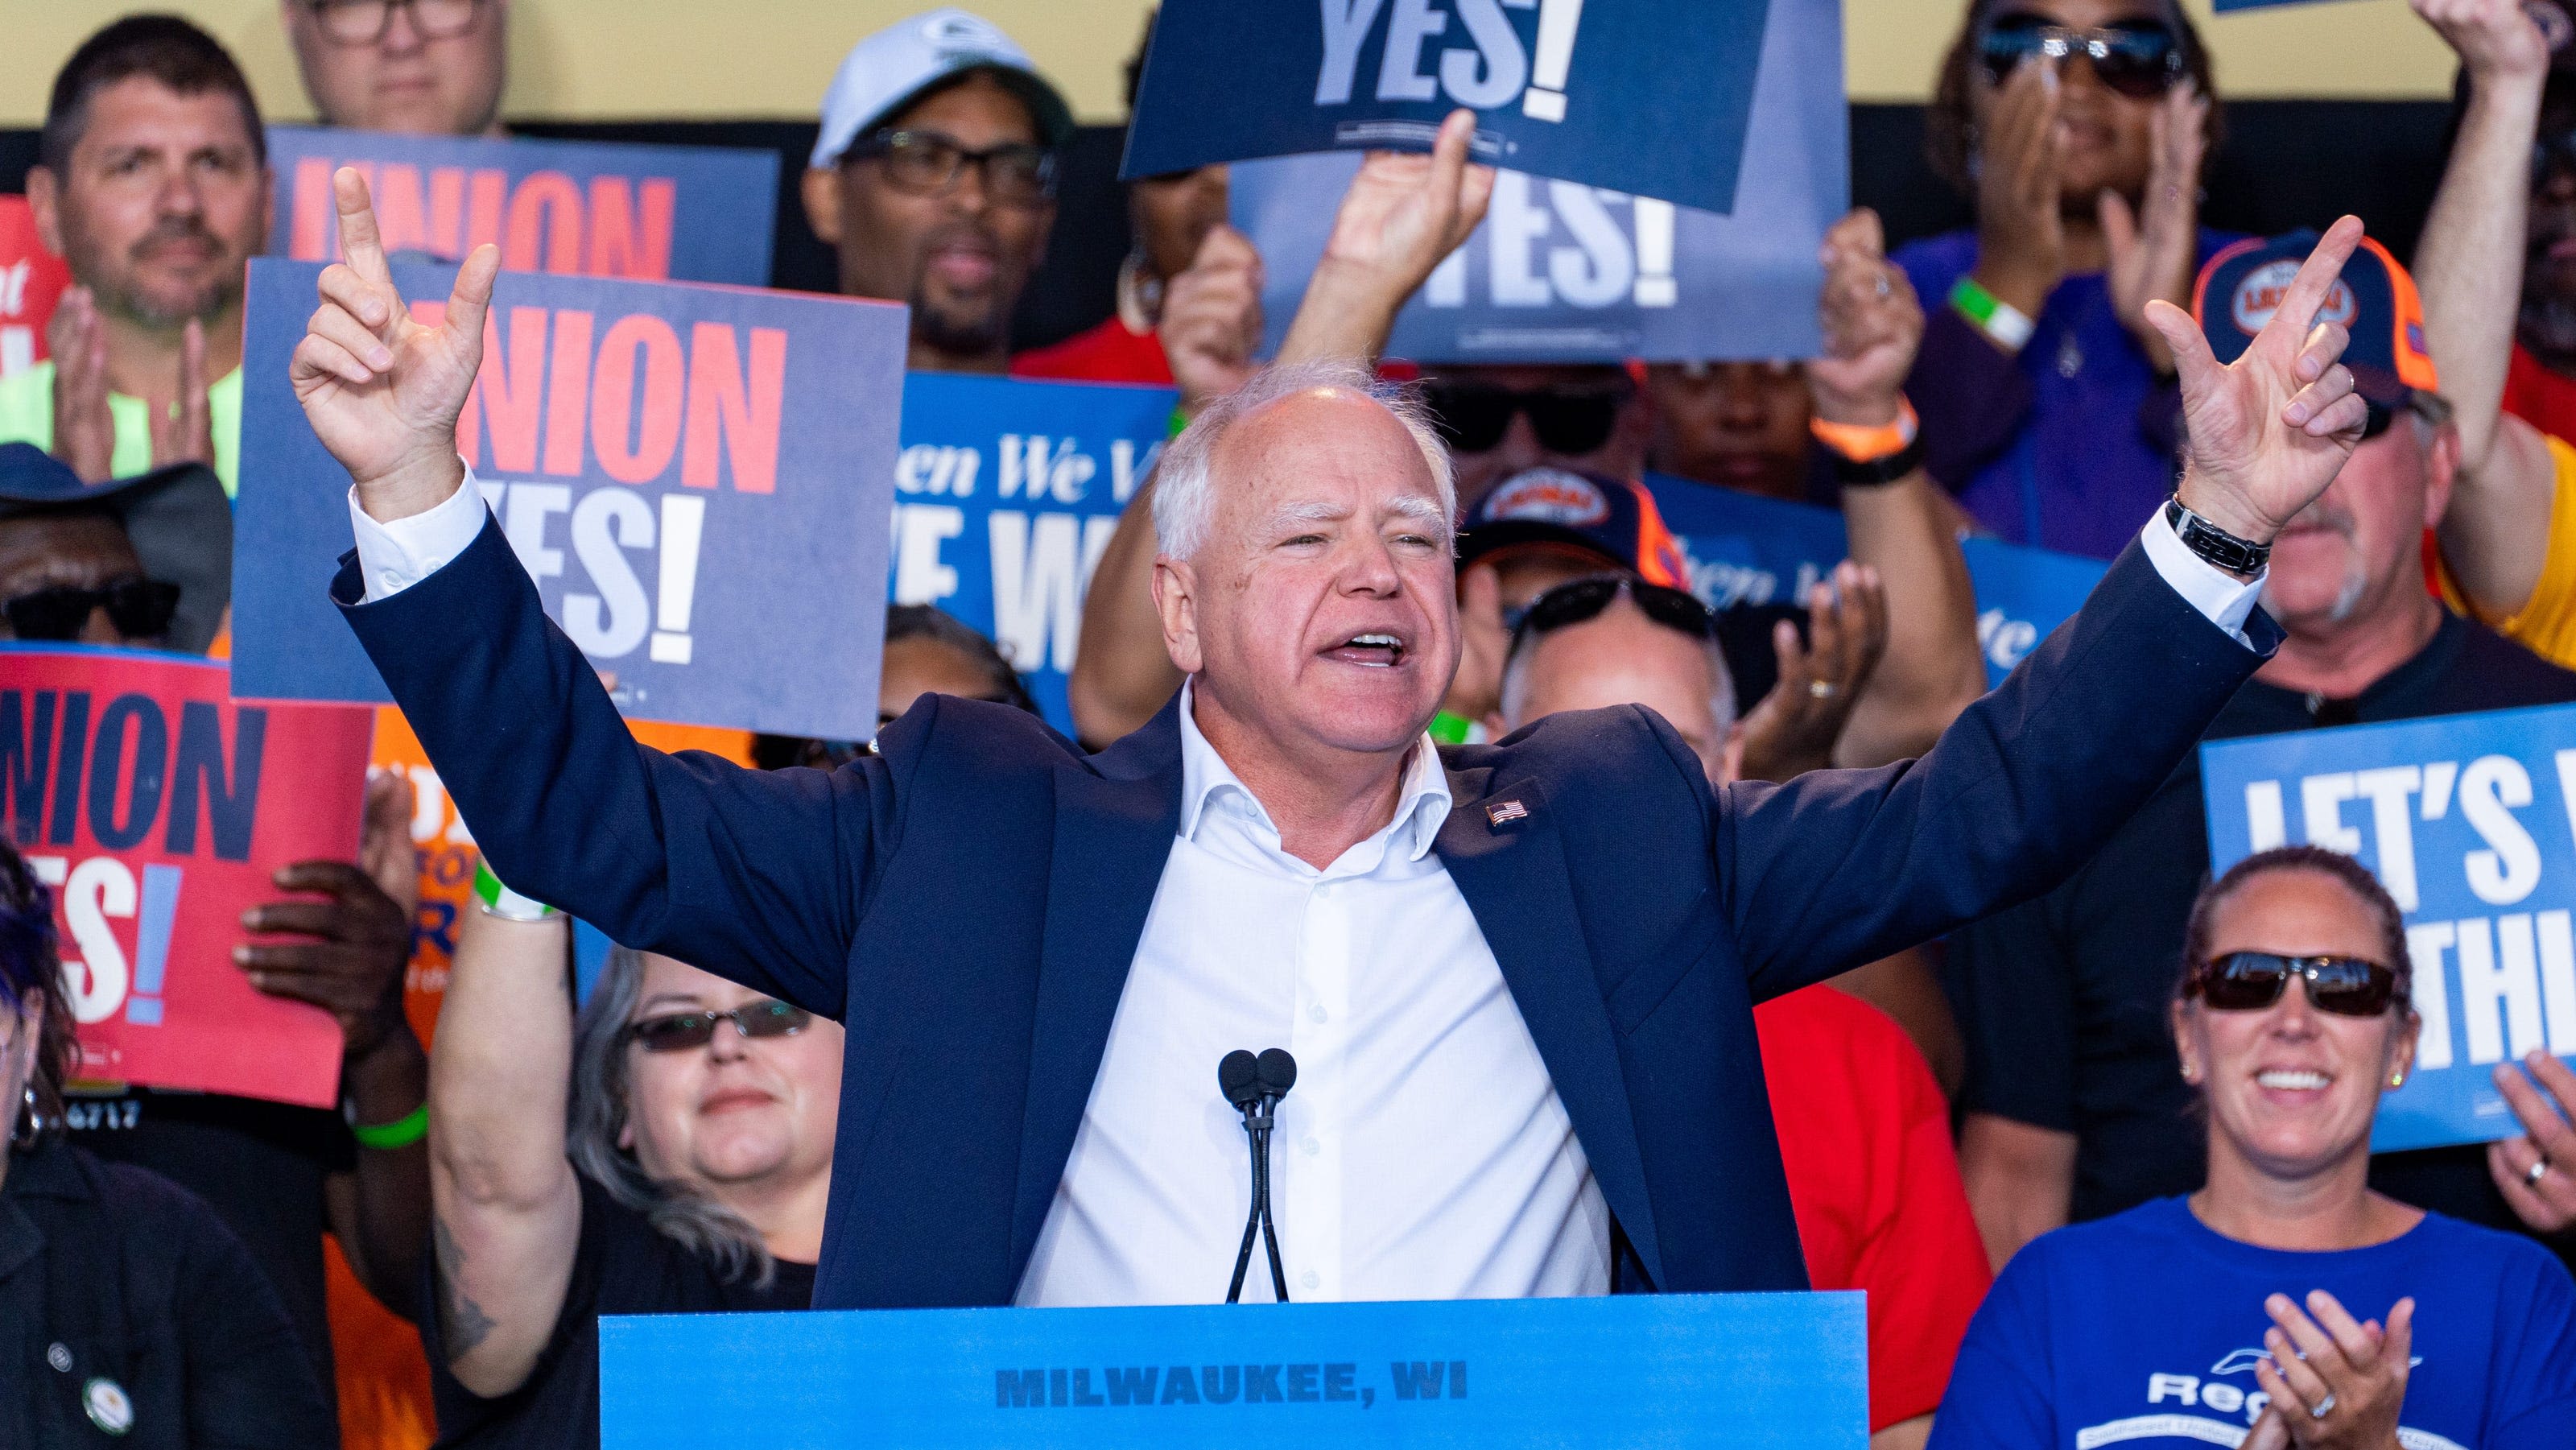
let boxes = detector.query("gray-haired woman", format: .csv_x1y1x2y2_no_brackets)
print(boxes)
421,873,843,1448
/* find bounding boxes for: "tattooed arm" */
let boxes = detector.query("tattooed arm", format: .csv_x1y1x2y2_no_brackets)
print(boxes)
426,899,583,1397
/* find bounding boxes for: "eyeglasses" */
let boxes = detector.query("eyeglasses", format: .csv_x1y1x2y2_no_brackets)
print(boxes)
848,129,1057,206
1509,573,1714,648
1977,14,2186,100
2,577,180,643
622,1000,813,1053
1420,381,1633,456
307,0,485,46
2189,951,2403,1017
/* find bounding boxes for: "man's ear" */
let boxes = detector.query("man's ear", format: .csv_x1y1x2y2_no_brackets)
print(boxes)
25,167,64,258
253,163,277,255
1152,555,1203,675
799,167,844,246
2421,420,2462,531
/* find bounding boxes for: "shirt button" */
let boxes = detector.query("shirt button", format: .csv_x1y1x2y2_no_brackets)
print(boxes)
1301,1136,1320,1155
376,570,400,593
47,1342,72,1373
1301,1270,1321,1291
1308,1004,1327,1023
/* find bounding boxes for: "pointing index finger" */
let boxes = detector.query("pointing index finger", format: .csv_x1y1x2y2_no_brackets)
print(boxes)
333,166,392,284
2270,215,2365,348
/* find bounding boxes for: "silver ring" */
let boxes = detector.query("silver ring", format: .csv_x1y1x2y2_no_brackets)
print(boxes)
1873,273,1892,299
1808,680,1839,700
2529,1156,2552,1188
2310,1394,2335,1420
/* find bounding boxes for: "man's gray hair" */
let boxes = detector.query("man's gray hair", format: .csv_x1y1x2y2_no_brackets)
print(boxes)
568,945,774,1286
1151,358,1456,560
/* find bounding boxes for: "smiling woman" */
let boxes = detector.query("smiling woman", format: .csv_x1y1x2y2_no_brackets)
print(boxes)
1928,847,2576,1450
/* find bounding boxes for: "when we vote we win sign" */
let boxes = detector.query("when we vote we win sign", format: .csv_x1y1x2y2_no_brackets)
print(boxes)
2203,704,2576,1151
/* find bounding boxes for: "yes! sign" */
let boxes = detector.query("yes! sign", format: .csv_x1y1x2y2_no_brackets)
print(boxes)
2,647,374,1109
2202,703,2576,1151
890,374,1176,732
231,259,907,741
1127,0,1774,217
1233,0,1845,362
267,126,778,285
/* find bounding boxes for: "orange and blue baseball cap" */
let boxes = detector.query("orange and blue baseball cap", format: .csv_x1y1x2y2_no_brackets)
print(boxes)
1456,468,1690,590
2192,229,2440,436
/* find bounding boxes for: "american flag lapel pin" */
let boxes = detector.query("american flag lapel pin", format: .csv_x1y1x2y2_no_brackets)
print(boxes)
1486,799,1530,826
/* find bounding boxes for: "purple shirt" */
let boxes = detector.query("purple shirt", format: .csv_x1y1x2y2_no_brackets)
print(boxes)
1896,229,2235,560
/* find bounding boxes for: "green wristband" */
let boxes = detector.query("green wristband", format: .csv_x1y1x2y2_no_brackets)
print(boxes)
473,858,559,922
352,1101,428,1150
1949,275,2036,351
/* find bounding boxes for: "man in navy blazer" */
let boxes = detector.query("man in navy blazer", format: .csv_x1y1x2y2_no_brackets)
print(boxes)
291,133,2378,1312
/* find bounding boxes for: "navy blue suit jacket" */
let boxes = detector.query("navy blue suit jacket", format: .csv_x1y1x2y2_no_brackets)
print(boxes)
336,516,2276,1308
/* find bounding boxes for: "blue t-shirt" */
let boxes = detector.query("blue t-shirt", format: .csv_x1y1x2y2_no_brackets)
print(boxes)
1931,1197,2576,1450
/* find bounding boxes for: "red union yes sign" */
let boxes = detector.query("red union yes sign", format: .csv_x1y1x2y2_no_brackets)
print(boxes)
2,647,373,1107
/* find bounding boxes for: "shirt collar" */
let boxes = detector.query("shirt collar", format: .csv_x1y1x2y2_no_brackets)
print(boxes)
1175,680,1453,863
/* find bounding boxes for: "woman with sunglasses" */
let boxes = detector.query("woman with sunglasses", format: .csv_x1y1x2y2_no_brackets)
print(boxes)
419,885,843,1448
1899,0,2223,561
1932,847,2576,1449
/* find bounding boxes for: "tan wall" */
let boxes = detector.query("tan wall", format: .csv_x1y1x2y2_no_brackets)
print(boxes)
2,0,2462,130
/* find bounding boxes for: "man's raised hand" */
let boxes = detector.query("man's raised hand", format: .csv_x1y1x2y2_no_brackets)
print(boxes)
291,167,500,522
2145,216,2371,551
1280,108,1496,366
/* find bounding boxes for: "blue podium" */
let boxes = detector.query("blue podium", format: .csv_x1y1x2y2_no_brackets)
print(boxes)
601,1291,1865,1447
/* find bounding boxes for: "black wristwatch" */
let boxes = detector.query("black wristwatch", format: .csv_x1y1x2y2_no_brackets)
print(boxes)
1828,433,1926,488
2165,497,2271,575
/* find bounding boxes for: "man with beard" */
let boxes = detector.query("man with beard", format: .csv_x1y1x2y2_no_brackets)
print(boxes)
2,17,268,494
800,9,1072,374
1948,226,2576,1275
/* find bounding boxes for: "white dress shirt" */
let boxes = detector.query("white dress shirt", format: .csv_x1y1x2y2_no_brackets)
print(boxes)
347,473,2270,1304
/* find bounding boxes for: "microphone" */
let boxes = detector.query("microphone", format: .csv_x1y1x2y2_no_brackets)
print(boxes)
1219,1047,1298,1303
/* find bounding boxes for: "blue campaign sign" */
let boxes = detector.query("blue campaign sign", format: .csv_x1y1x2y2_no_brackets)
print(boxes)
889,374,1176,733
1644,473,1847,613
1959,535,2106,687
600,1291,1864,1448
1232,0,1843,363
2202,703,2576,1152
266,125,778,286
229,258,908,740
1127,0,1773,218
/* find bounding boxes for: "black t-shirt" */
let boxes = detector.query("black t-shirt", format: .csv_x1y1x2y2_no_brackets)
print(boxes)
1950,614,2576,1256
423,1174,815,1448
63,1087,356,1401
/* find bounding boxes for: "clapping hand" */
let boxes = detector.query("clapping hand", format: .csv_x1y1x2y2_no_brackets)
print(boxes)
2143,216,2372,558
291,167,500,522
1810,209,1923,428
2489,1049,2576,1232
1279,108,1496,365
2103,83,2209,375
1971,57,2067,324
47,286,115,482
2238,1291,2413,1450
1159,224,1265,414
1735,562,1889,783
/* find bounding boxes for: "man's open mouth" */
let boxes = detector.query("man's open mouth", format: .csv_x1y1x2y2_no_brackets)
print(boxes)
1323,632,1407,667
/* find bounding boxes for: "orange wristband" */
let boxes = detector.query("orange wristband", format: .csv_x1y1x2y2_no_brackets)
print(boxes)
1809,398,1918,463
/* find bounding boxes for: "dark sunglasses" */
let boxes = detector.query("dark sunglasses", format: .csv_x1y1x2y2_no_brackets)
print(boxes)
2190,951,2402,1017
1510,573,1714,650
623,999,813,1053
2,576,180,643
1978,14,2185,100
1421,381,1632,456
849,128,1057,205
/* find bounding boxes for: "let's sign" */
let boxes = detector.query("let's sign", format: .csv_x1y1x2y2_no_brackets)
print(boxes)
2,647,374,1109
266,126,778,286
2202,703,2576,1152
1125,0,1773,217
231,259,907,740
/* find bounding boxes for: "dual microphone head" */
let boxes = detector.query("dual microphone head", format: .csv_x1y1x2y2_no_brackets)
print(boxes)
1219,1047,1297,1303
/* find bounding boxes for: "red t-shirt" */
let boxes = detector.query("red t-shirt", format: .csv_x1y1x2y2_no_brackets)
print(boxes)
2505,341,2576,443
1757,985,1992,1431
1011,316,1174,386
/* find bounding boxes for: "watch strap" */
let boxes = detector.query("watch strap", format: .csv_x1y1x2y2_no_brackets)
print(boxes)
1829,432,1926,488
2165,498,2273,575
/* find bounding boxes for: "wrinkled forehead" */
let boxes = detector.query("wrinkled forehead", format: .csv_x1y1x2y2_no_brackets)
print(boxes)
1210,387,1447,531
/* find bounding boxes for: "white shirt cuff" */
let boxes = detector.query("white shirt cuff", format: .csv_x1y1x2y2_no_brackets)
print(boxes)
2140,506,2265,649
349,464,490,602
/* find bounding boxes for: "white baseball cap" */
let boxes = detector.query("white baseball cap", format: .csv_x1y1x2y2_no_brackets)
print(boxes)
810,8,1075,170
